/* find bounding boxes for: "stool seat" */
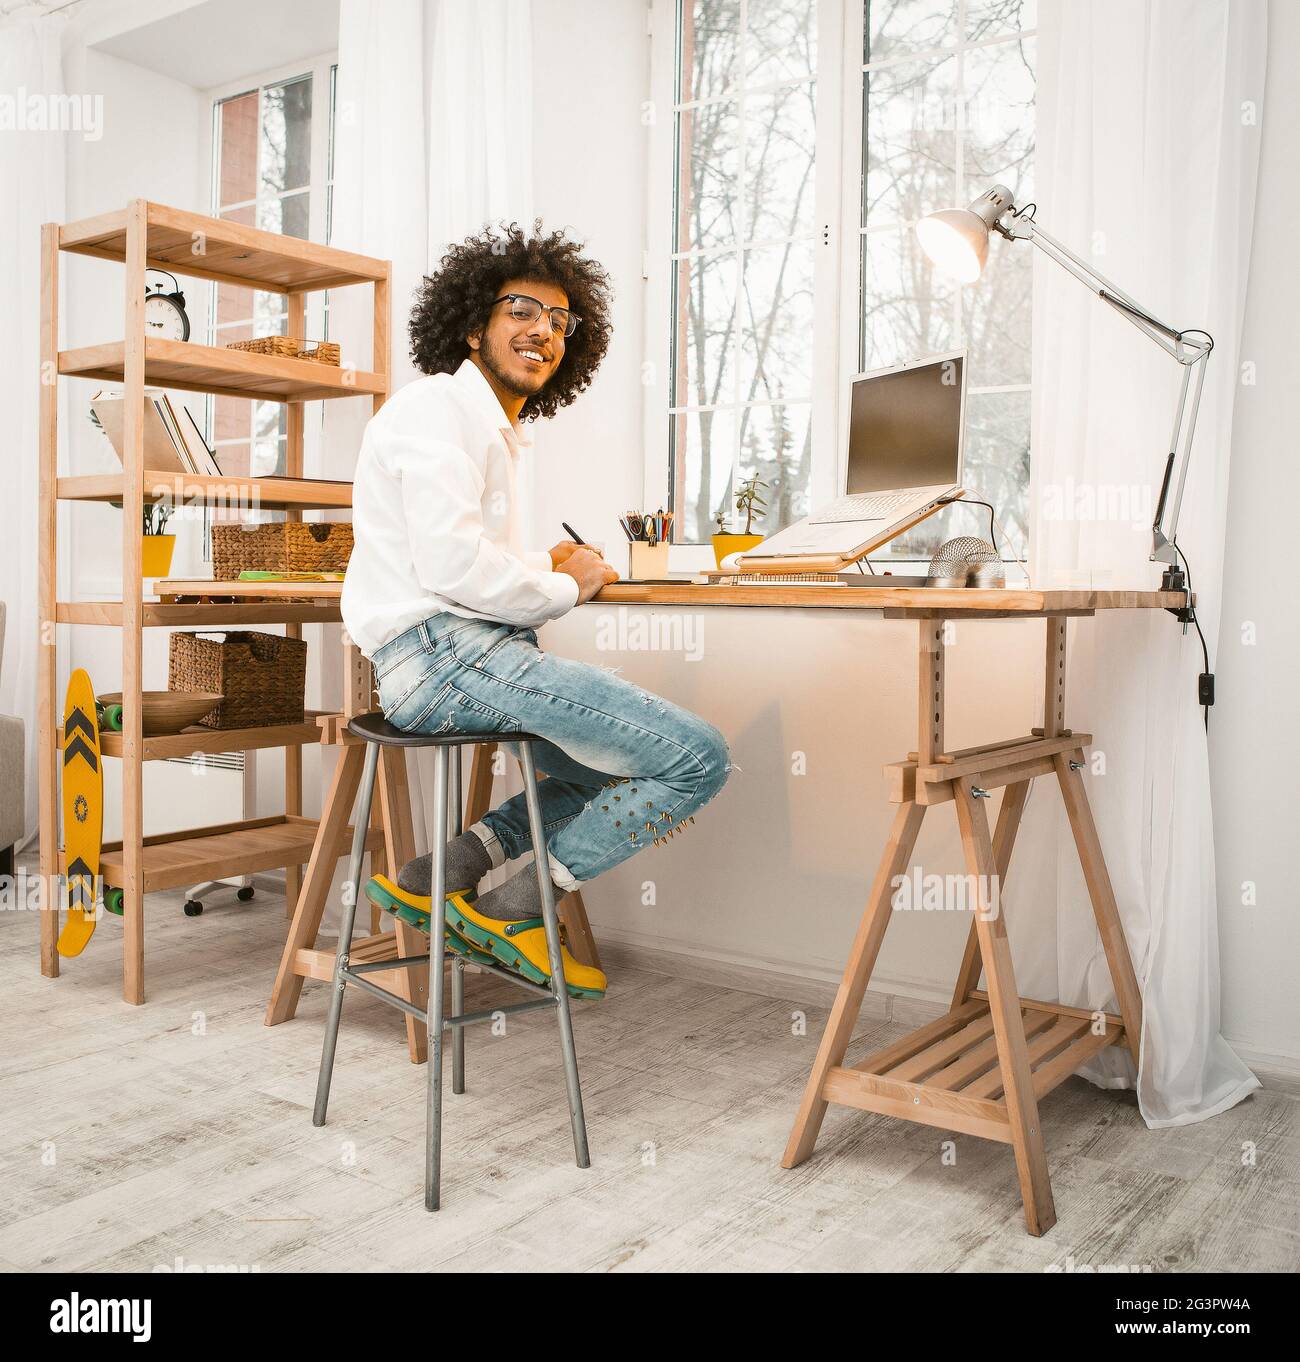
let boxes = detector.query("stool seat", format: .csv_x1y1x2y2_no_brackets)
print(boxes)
347,710,543,749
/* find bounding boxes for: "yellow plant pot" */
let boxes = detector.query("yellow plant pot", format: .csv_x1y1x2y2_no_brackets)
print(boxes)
141,534,176,577
711,532,764,567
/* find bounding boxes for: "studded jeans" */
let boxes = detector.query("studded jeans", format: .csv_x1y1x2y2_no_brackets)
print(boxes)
370,612,731,888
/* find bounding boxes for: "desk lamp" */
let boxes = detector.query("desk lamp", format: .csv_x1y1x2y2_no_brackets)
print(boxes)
916,184,1212,595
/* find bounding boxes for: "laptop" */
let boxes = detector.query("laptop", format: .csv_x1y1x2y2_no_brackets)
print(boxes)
734,350,967,569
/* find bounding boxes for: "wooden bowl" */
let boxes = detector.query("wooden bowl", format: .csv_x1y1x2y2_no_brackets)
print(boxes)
97,691,223,736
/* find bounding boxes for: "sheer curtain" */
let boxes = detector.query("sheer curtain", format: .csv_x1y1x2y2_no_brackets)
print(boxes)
1010,0,1266,1125
321,0,534,889
0,13,68,852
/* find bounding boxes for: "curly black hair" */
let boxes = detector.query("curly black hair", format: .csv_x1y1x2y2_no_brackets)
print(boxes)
409,221,614,422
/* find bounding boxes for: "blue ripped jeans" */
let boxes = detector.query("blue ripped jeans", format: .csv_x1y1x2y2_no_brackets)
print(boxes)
370,612,731,888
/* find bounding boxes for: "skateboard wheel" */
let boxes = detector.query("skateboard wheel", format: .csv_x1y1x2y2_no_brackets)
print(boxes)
184,899,204,917
104,888,124,916
236,885,255,902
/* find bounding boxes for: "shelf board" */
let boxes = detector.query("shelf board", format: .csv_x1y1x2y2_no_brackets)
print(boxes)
57,470,354,511
56,600,343,627
59,338,386,403
59,202,389,294
819,997,1124,1144
60,814,382,894
96,712,335,760
155,578,344,601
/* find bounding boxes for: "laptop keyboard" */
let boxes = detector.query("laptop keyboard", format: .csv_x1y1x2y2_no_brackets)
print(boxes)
810,491,918,524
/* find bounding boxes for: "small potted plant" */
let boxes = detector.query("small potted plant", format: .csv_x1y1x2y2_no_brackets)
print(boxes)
710,476,769,567
140,502,176,577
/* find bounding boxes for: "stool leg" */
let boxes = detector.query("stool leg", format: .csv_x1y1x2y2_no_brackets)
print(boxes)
450,748,465,1095
313,740,380,1127
425,744,449,1210
518,740,590,1170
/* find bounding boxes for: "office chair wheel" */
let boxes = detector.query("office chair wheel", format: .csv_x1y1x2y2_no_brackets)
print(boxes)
236,885,255,903
184,899,204,917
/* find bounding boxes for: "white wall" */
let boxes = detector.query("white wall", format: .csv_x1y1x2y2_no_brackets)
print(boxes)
527,0,1298,1075
1209,0,1300,1074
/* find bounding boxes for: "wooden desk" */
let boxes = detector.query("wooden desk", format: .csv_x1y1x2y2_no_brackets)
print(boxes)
171,576,1177,1233
593,581,1179,1235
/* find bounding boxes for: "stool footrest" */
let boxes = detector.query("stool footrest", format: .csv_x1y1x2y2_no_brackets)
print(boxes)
338,964,558,1030
450,998,557,1029
348,953,432,974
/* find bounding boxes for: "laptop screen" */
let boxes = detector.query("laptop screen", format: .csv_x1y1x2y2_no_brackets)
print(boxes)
846,354,965,493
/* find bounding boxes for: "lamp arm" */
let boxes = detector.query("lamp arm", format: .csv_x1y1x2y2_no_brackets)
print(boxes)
1003,214,1213,570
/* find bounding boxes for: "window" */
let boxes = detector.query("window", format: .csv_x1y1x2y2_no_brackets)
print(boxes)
207,59,338,481
653,0,1036,561
666,0,827,545
858,0,1035,557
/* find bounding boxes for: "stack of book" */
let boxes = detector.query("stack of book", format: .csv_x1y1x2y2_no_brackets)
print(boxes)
89,389,223,477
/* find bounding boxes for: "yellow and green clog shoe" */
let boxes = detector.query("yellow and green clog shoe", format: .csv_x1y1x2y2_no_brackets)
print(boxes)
443,892,607,1000
364,874,497,968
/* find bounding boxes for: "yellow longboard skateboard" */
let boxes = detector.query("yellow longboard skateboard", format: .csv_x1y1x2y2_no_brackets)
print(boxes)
57,669,104,957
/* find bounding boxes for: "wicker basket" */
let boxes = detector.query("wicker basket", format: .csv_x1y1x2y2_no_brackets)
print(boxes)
296,339,340,365
168,631,307,730
226,336,341,365
211,521,353,579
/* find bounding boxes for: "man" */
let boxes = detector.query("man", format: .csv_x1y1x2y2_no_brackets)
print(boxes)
342,223,731,996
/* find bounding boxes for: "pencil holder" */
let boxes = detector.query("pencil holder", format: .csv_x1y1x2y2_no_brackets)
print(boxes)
629,542,670,578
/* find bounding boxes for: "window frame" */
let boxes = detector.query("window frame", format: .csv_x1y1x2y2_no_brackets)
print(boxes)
199,50,339,490
647,0,1035,570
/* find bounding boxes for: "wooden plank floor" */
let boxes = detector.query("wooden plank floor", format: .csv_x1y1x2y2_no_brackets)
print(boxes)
2,861,1295,1273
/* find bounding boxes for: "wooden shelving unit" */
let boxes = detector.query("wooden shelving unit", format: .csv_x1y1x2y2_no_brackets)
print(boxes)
38,198,392,1004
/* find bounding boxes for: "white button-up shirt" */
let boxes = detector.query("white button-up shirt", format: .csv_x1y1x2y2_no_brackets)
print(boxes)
342,359,581,657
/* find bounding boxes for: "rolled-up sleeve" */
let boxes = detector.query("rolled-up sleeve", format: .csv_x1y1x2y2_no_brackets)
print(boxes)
388,434,579,626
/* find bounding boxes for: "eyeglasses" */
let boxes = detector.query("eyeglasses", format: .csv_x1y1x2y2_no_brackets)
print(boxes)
492,293,581,338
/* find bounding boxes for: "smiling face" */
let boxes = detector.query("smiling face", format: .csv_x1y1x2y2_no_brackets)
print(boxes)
467,276,569,412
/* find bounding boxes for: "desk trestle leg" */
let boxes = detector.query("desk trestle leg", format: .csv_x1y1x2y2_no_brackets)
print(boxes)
783,615,1141,1237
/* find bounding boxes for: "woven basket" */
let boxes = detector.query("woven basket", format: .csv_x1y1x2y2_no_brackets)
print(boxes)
286,521,352,571
168,631,307,730
211,521,353,579
226,336,340,365
296,339,340,365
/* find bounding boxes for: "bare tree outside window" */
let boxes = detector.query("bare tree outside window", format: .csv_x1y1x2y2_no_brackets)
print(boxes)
861,0,1035,558
670,0,819,543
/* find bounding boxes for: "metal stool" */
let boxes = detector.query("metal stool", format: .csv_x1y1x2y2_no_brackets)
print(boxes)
312,712,590,1210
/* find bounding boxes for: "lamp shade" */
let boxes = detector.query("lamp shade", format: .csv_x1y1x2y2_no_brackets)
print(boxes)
916,184,1018,283
915,209,990,283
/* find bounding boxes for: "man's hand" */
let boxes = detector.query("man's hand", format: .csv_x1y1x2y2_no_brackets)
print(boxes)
555,546,618,603
547,539,601,569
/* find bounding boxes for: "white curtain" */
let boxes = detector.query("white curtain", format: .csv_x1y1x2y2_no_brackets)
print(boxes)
1012,0,1266,1125
322,0,534,889
0,14,68,851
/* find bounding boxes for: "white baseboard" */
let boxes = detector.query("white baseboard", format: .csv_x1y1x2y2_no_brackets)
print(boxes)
1226,1044,1300,1098
594,927,1300,1098
593,925,951,1029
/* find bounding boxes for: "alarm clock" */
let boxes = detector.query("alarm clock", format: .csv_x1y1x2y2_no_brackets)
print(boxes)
144,269,190,342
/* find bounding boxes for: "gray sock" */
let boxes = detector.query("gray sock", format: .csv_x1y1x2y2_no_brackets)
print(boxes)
469,862,562,922
397,830,492,897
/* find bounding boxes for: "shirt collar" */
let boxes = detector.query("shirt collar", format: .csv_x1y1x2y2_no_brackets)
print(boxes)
453,357,534,449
